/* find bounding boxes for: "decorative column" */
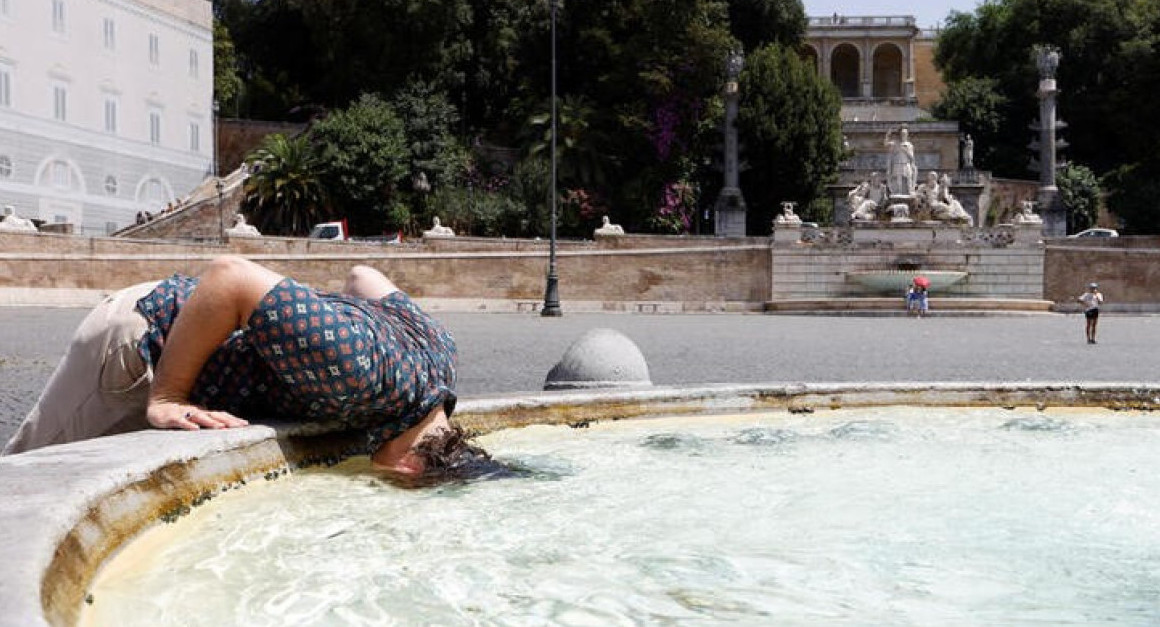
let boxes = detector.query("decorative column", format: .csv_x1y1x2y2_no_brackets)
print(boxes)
714,49,748,237
1034,46,1065,237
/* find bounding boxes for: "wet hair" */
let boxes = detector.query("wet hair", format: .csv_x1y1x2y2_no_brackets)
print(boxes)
400,425,512,487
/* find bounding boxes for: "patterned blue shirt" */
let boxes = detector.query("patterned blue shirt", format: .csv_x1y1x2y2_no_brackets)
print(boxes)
137,276,457,452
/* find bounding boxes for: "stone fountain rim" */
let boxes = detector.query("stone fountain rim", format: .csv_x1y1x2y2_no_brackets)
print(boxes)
4,381,1160,627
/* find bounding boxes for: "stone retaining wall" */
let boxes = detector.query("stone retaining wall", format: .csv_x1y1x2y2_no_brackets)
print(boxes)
2,230,1159,309
1044,242,1160,310
0,231,770,307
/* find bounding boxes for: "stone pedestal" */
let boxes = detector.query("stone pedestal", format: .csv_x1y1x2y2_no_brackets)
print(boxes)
887,195,914,223
830,184,855,226
949,180,985,227
1038,186,1065,238
714,187,747,237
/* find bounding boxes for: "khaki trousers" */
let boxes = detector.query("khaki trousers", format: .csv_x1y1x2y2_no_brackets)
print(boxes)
2,281,159,455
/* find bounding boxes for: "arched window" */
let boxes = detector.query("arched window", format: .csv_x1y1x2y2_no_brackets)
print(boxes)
830,44,860,98
136,177,172,212
873,44,904,98
35,157,85,194
800,45,819,74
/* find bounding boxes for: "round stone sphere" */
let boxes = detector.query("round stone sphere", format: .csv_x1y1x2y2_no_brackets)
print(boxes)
543,328,652,391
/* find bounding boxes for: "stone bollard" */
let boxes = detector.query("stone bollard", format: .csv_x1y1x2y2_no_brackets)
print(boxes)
543,328,652,391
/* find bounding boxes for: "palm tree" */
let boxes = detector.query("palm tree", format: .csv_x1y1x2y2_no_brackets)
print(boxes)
523,95,612,192
242,133,331,236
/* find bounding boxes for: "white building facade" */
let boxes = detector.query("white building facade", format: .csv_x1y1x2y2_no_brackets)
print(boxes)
0,0,213,235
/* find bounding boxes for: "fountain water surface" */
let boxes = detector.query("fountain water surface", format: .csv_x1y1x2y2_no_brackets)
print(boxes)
83,407,1160,625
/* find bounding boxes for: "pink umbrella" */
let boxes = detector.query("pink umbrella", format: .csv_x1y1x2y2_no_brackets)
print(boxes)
913,276,931,289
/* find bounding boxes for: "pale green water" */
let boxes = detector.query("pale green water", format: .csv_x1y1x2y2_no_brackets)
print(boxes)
86,408,1160,625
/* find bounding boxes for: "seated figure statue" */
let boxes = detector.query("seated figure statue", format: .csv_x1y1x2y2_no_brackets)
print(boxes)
914,171,944,220
848,172,886,221
225,213,262,237
774,201,803,226
936,174,973,226
594,215,625,236
423,216,455,238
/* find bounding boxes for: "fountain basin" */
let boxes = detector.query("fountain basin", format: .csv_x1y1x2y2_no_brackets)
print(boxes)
846,269,968,293
83,404,1160,625
3,383,1160,626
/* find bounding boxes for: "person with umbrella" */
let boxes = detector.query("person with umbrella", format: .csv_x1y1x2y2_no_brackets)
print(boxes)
906,276,930,317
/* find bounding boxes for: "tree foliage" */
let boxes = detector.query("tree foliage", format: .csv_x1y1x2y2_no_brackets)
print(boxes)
930,77,1009,171
220,0,832,236
212,20,242,110
1057,163,1101,234
738,43,844,230
934,0,1160,231
307,94,410,233
726,0,807,53
242,133,330,236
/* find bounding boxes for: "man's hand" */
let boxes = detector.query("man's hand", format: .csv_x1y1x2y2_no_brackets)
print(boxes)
147,401,249,431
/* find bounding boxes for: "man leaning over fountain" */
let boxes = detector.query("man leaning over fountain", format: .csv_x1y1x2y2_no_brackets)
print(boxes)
1,256,489,478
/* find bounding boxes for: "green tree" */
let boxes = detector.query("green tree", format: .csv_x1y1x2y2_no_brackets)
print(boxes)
308,94,410,234
523,95,612,193
738,43,844,231
930,77,1009,171
391,81,461,183
934,0,1160,231
242,133,330,236
212,20,243,112
726,0,807,53
1057,163,1102,234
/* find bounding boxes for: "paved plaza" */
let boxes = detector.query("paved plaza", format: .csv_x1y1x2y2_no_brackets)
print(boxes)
2,307,1158,448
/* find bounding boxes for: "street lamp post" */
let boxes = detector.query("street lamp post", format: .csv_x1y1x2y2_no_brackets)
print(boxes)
541,0,562,317
216,178,225,242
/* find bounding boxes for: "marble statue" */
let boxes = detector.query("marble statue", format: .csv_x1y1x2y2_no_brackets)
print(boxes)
225,213,262,237
774,201,803,226
423,216,455,238
962,134,974,170
938,174,973,226
594,215,624,236
1013,200,1043,225
0,208,38,233
884,127,916,197
915,172,974,225
848,172,887,221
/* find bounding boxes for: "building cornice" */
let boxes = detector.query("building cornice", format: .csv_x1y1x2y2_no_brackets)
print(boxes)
97,0,212,42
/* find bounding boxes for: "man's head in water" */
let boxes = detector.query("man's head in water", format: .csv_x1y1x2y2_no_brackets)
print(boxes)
371,406,510,486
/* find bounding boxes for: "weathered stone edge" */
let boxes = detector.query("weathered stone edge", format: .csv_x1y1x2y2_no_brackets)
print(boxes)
2,381,1158,626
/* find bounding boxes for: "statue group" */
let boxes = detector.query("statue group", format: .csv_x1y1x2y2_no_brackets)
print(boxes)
846,127,973,226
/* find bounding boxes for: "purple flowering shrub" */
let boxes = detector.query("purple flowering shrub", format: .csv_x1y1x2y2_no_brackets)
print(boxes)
648,180,698,234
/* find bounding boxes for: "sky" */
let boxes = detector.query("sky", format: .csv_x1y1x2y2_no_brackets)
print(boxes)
801,1,983,29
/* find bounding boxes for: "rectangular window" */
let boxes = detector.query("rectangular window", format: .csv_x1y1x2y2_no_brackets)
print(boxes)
189,122,200,152
104,98,117,134
149,111,161,145
51,162,70,188
0,67,10,108
53,85,67,121
188,49,199,78
52,0,65,33
103,18,116,50
148,34,160,66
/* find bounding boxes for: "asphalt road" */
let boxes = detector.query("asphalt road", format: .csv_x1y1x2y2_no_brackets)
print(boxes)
2,307,1157,448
